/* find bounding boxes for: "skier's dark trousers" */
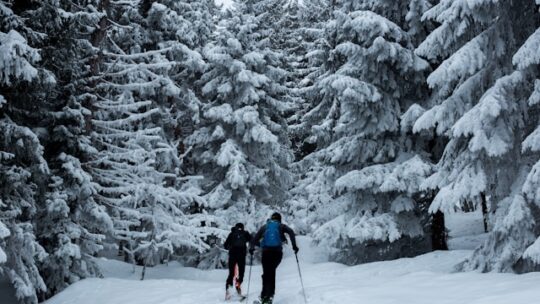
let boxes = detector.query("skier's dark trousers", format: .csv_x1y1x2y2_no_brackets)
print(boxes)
249,212,299,303
224,223,252,290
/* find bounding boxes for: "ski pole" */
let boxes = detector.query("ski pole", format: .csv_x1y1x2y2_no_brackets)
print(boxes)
246,253,253,303
295,253,308,304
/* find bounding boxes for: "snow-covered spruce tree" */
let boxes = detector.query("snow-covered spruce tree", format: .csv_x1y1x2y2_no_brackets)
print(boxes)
245,0,336,124
142,0,215,146
0,2,56,302
83,0,218,273
36,154,113,297
290,0,432,264
521,51,540,269
458,12,539,272
272,0,333,233
411,0,540,271
143,1,235,269
0,121,49,304
414,0,535,137
236,0,304,156
460,72,539,273
187,11,293,237
88,90,212,273
287,0,345,231
242,0,308,77
5,3,122,298
276,0,334,160
143,0,215,51
1,2,106,300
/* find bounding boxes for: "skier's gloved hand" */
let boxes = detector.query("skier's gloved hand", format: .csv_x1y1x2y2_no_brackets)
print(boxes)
293,246,299,254
249,247,255,255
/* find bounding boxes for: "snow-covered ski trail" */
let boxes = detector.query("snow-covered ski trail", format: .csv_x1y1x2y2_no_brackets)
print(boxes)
45,237,540,304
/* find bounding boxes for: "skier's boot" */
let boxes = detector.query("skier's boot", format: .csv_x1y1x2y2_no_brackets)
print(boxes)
225,284,232,301
235,280,242,295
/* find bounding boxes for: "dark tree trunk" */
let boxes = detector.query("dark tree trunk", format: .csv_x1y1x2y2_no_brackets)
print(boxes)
141,263,147,281
118,241,124,256
481,192,489,233
431,211,448,250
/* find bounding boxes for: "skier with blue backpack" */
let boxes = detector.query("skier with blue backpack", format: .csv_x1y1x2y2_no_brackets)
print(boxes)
249,212,299,304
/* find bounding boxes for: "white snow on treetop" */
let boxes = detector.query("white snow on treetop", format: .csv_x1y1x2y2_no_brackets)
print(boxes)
452,71,524,157
335,155,432,194
0,30,40,85
401,104,425,133
524,236,540,265
346,11,405,43
513,27,540,70
428,166,487,213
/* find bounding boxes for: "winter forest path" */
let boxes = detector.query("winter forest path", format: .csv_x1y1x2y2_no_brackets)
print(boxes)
43,237,540,304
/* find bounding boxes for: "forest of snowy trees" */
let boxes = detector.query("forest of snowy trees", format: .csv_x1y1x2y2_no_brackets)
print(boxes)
1,0,540,303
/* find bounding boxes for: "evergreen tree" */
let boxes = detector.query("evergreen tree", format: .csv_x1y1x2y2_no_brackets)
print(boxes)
3,1,540,302
142,0,214,145
0,2,53,302
465,14,539,272
412,0,540,272
0,119,48,304
82,0,216,273
187,10,294,234
280,0,333,159
143,0,215,51
16,2,120,298
291,0,432,263
36,153,112,297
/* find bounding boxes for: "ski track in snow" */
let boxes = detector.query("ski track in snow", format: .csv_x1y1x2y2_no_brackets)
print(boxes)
45,237,540,304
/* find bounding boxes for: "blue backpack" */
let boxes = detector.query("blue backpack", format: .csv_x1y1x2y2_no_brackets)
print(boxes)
261,220,282,248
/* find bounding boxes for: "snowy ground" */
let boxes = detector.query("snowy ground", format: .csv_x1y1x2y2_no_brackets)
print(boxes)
44,236,540,304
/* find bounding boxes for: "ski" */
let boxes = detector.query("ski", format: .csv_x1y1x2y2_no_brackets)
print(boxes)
225,293,246,302
252,298,272,304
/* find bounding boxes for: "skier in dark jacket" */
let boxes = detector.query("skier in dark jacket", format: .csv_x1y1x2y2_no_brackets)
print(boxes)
249,212,298,304
224,223,252,298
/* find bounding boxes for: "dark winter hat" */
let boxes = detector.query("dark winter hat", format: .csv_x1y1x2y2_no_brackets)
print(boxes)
271,212,282,222
235,223,244,230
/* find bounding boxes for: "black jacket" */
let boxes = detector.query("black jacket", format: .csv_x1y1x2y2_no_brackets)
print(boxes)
250,222,297,251
224,227,252,255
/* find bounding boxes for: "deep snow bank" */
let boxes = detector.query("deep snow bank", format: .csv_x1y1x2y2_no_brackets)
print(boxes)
44,237,540,304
